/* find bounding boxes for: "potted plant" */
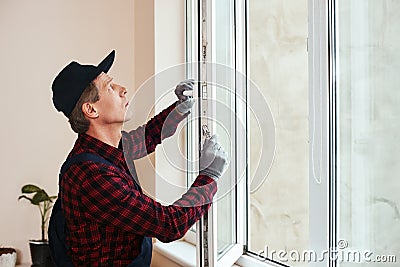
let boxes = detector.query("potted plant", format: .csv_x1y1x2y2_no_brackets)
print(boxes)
18,184,57,267
0,246,17,267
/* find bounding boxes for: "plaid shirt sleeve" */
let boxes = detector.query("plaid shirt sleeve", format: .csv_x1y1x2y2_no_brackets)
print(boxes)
124,102,189,160
80,163,217,242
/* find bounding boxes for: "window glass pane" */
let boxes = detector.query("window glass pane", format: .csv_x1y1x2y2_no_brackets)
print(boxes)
186,0,198,234
337,1,400,266
248,0,309,265
214,0,236,256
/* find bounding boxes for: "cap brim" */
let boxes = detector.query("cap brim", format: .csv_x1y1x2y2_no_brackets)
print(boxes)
97,50,115,73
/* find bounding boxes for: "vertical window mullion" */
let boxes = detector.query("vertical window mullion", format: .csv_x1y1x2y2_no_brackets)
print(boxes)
328,0,338,266
308,1,332,267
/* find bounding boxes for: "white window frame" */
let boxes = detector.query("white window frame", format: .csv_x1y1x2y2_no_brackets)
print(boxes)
179,0,338,267
186,0,247,266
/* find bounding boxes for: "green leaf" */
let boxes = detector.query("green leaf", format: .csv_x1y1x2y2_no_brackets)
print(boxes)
18,195,34,204
21,184,42,194
31,190,50,205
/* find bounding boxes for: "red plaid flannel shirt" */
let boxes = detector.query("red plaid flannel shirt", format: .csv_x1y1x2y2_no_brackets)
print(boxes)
61,102,217,267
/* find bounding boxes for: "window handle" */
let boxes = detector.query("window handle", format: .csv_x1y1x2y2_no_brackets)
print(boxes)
202,125,211,139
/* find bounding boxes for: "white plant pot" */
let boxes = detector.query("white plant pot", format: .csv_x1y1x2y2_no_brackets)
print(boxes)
0,251,16,267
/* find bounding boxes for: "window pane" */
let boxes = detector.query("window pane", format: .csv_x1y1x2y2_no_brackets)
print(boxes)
337,0,400,266
214,0,236,256
248,0,309,266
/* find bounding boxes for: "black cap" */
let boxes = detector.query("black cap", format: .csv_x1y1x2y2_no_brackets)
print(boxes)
52,50,115,118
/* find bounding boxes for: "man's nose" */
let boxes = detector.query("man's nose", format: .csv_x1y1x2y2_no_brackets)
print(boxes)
119,85,127,96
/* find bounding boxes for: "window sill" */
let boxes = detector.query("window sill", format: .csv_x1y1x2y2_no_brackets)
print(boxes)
236,255,288,267
153,240,196,267
153,240,280,267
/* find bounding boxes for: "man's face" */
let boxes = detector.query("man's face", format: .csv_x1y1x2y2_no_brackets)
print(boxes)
92,72,132,124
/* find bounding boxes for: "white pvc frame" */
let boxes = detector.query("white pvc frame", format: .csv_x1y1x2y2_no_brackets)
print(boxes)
185,0,247,266
185,1,337,267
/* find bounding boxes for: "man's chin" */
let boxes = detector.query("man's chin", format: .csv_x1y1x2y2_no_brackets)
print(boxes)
124,111,133,122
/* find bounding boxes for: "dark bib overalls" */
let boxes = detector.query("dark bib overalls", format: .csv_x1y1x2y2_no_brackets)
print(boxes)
51,152,154,267
126,237,153,267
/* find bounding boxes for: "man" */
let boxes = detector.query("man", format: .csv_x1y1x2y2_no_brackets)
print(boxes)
51,50,228,266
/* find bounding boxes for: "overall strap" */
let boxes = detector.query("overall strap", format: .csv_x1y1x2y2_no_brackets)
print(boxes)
60,153,113,176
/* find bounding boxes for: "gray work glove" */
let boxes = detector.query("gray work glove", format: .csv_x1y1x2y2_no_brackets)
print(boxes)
199,134,229,181
175,79,195,114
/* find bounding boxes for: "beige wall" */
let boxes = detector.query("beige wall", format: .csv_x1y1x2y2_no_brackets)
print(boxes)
0,0,134,264
0,0,186,265
131,0,156,198
153,0,187,266
154,0,187,205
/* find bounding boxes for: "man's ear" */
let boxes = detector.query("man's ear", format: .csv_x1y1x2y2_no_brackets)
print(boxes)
81,102,99,119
